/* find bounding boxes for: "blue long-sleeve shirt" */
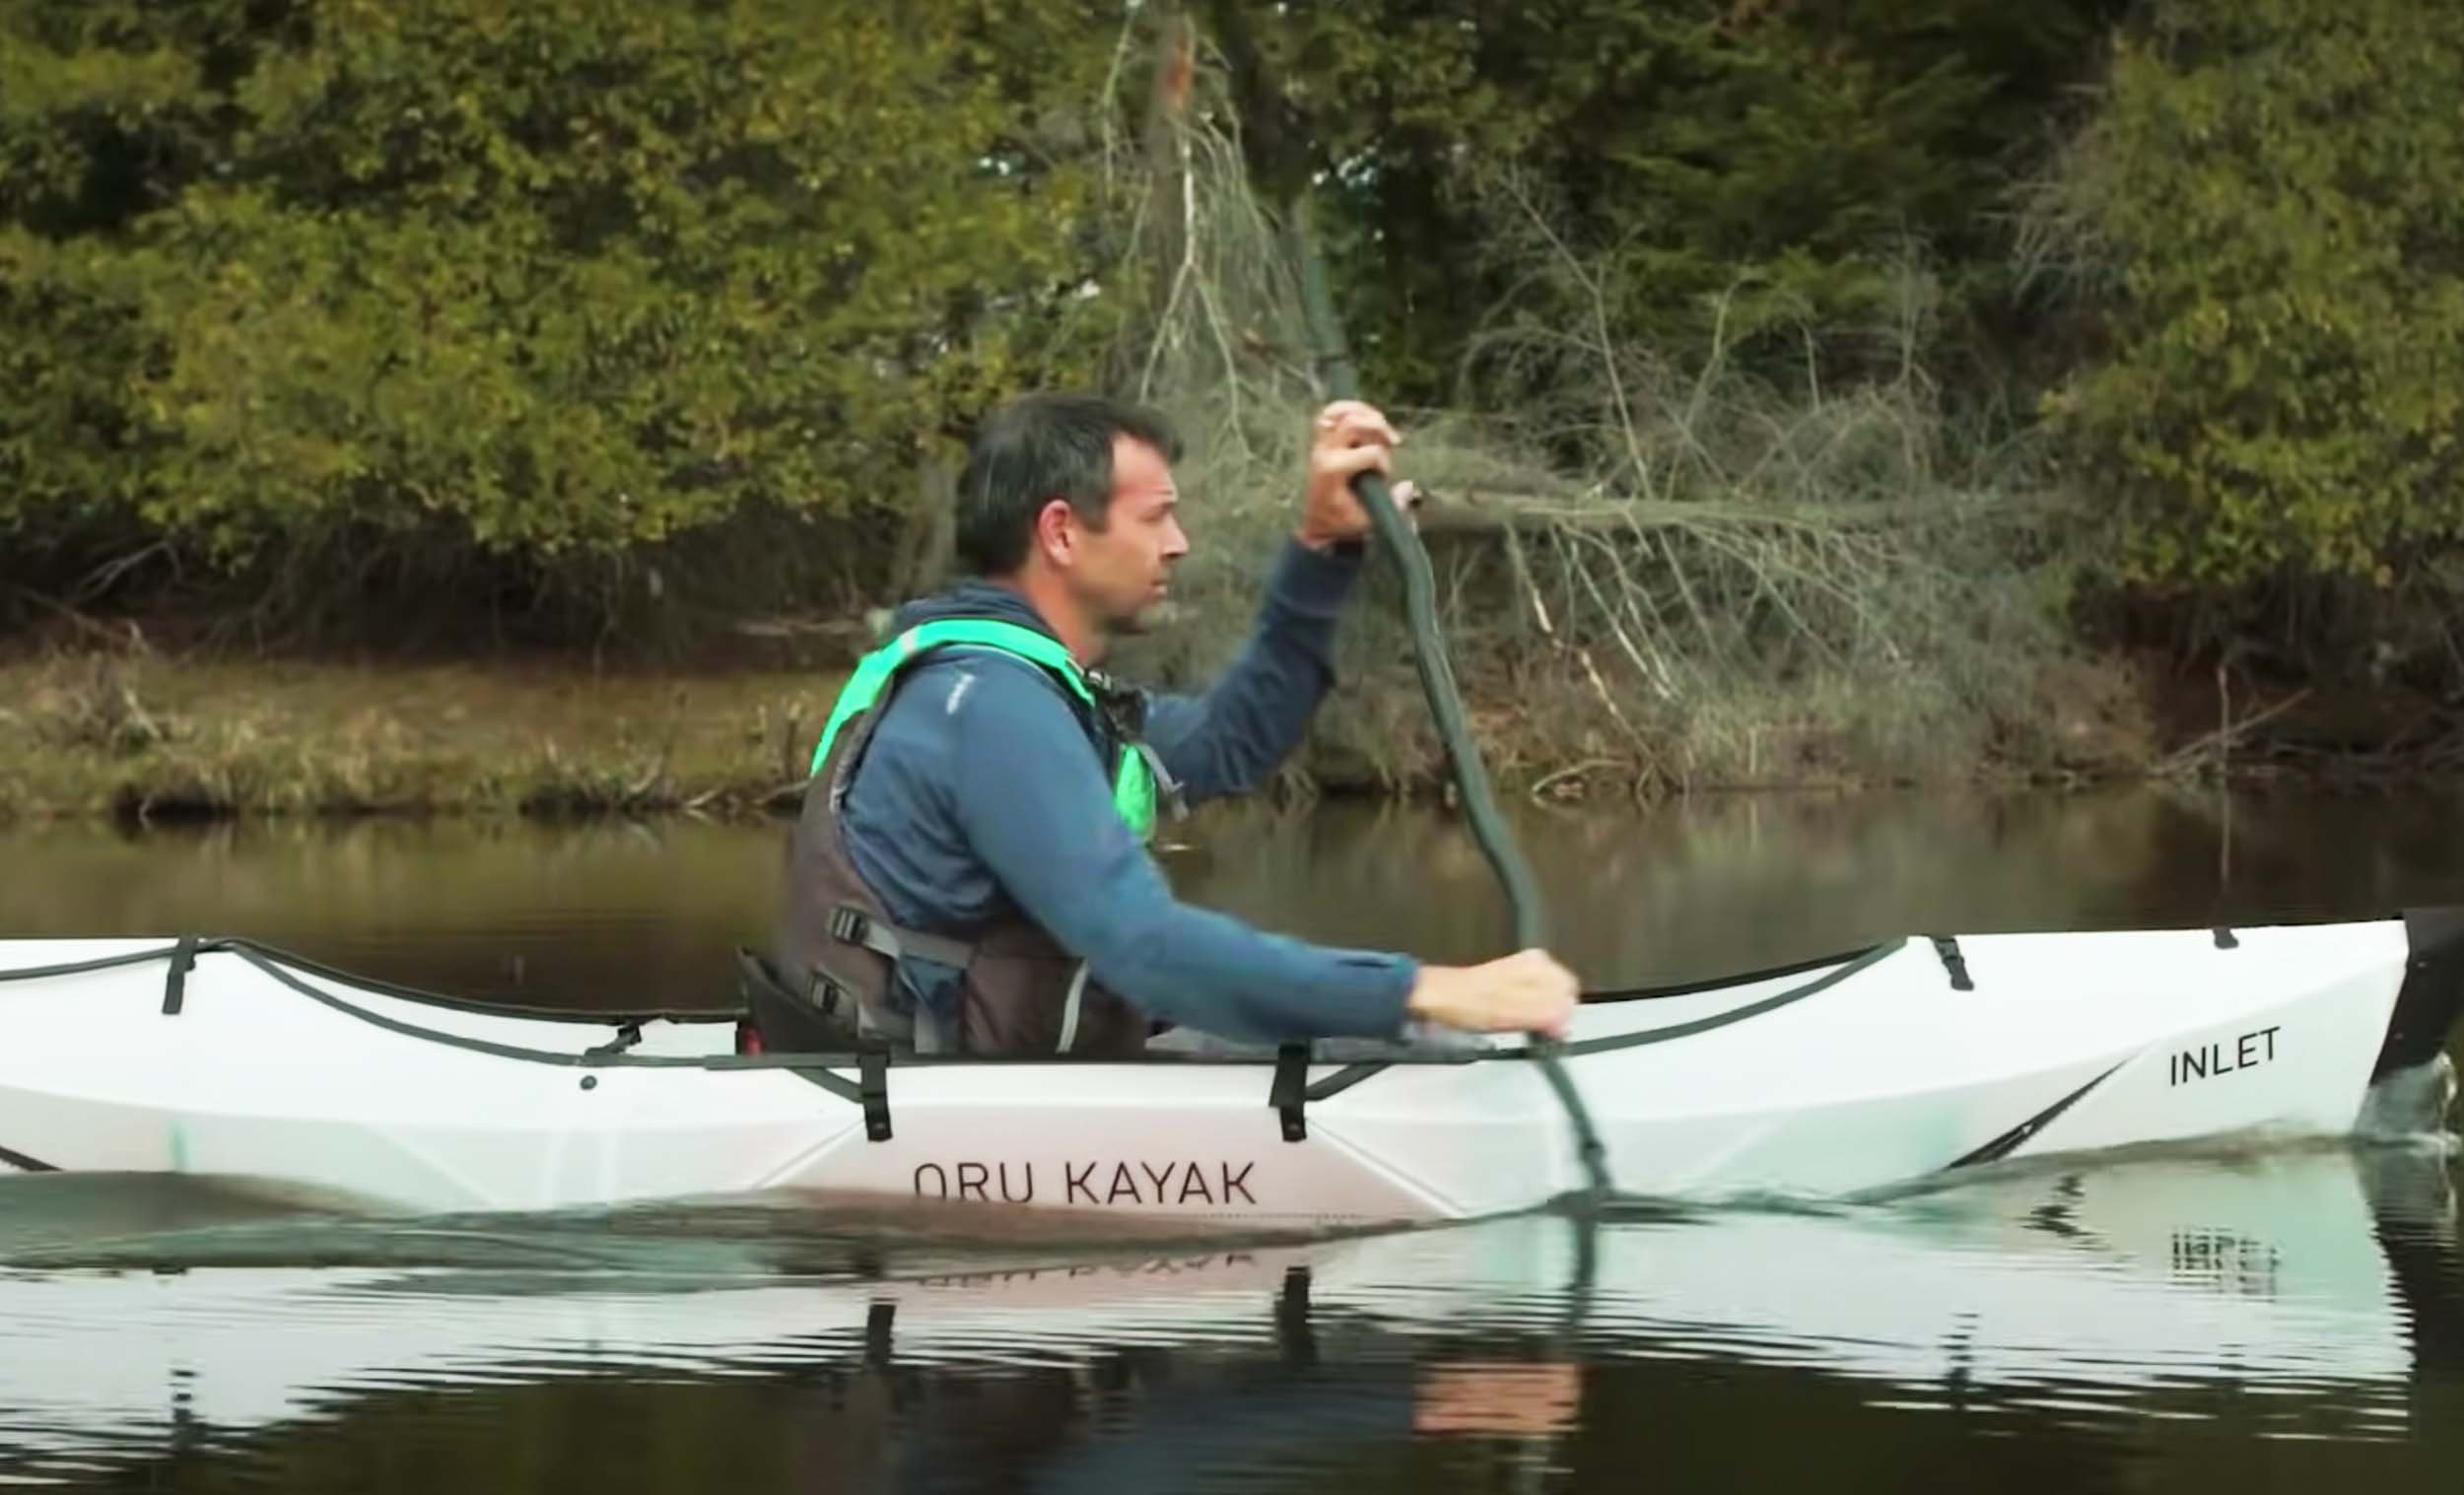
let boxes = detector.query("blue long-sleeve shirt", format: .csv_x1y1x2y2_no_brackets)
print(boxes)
838,538,1417,1043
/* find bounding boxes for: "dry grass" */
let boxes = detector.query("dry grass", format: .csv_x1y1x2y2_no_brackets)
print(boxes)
0,646,842,821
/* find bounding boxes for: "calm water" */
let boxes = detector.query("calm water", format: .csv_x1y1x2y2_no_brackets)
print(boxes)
1,785,2461,1491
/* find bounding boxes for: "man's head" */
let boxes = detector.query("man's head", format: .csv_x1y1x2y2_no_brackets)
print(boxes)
954,394,1190,647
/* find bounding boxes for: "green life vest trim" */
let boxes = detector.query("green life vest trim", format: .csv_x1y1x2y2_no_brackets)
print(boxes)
810,619,1160,841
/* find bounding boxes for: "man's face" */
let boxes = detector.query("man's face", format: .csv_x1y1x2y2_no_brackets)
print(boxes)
1067,435,1189,636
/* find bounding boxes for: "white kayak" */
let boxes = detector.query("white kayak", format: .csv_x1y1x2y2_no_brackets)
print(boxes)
0,911,2458,1226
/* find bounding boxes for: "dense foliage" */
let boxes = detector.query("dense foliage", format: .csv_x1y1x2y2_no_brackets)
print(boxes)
1201,0,2125,405
1,0,1121,624
2038,0,2464,587
3,0,2462,674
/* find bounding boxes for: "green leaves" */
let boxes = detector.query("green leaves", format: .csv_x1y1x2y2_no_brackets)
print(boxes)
1208,0,2118,407
1,0,1123,586
10,0,2456,637
2044,0,2464,585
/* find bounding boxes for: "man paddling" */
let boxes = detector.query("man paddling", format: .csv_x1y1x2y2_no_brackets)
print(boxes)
775,392,1577,1054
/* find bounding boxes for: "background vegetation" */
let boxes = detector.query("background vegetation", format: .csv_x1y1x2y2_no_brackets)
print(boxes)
5,0,2461,808
1,0,1125,644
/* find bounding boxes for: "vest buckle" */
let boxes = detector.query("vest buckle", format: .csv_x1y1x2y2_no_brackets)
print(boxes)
808,970,846,1017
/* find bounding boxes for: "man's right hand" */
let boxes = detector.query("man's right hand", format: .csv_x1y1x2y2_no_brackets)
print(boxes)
1405,949,1579,1039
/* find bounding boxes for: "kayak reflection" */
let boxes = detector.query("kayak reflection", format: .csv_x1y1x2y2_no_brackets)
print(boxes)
0,1141,2452,1487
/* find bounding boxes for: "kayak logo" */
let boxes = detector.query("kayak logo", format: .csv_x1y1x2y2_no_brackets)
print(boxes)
911,1160,1259,1206
2169,1024,2282,1087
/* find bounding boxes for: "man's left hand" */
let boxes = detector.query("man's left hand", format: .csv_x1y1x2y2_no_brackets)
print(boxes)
1298,399,1418,551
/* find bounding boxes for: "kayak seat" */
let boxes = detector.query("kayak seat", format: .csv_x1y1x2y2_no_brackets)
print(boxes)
734,947,866,1053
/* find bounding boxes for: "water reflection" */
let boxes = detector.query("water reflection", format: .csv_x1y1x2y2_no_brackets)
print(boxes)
1181,784,2464,984
6,785,2464,1004
0,1142,2454,1489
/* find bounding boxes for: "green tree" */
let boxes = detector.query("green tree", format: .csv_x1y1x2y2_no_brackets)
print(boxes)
1,0,1123,633
1198,0,2121,409
2040,0,2464,586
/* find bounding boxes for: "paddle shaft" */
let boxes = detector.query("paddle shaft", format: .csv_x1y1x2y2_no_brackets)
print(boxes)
1285,211,1610,1203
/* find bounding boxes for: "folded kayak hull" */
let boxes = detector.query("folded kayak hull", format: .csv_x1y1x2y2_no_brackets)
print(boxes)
1,913,2457,1224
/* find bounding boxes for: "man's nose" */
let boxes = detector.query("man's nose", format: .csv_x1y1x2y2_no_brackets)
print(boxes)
1163,516,1191,557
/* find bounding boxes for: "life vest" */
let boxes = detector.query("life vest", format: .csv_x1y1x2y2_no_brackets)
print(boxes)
772,618,1186,1056
807,619,1175,839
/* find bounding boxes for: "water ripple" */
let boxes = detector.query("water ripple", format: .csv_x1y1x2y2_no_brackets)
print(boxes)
0,1143,2454,1490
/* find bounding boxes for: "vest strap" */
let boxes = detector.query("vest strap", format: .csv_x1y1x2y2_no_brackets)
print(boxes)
912,995,955,1055
1057,962,1091,1055
828,904,976,970
1132,740,1190,824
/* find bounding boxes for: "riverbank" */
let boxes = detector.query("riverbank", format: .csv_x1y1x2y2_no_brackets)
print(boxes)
1,643,2452,823
0,651,835,821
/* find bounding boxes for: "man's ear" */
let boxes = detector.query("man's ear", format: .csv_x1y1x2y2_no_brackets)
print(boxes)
1032,497,1077,568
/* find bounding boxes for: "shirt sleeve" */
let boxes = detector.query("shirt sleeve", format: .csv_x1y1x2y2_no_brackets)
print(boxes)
945,656,1415,1042
1141,537,1366,804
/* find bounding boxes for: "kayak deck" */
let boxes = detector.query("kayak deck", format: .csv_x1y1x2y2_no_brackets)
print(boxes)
0,913,2457,1224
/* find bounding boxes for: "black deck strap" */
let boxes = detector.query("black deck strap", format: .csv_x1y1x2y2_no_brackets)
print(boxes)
1271,1044,1310,1141
2213,927,2240,949
1559,937,1906,1058
1304,1061,1389,1104
234,945,737,1071
584,1021,645,1057
1578,940,1889,1003
774,1063,862,1104
160,944,883,1131
703,1051,867,1071
213,934,732,1026
859,1048,893,1141
0,940,204,985
1929,935,1974,992
161,935,199,1015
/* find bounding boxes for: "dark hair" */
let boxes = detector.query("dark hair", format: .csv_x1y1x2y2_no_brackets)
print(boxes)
953,393,1182,576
